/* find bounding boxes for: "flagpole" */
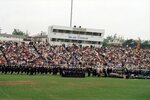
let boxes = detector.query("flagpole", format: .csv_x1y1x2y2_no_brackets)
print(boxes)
70,0,73,27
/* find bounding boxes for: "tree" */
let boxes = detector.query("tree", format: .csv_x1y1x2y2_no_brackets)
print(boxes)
122,39,136,47
141,40,150,48
12,29,25,36
102,34,124,47
102,36,113,47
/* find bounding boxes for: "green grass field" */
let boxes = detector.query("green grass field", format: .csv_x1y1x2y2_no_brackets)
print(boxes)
0,74,150,100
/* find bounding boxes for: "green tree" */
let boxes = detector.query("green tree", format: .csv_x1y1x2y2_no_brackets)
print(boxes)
102,34,124,47
122,39,136,47
141,40,150,48
102,36,114,47
12,29,25,36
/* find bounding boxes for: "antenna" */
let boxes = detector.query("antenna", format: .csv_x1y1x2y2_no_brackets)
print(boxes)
70,0,73,27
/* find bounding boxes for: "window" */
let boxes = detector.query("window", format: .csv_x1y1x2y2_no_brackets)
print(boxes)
85,41,91,44
71,40,78,43
64,39,70,42
91,41,98,44
51,38,56,41
99,33,102,36
66,30,71,33
78,40,82,43
79,31,85,35
58,30,64,33
53,29,58,32
57,39,64,42
98,42,101,45
86,32,92,35
73,31,79,34
93,32,99,36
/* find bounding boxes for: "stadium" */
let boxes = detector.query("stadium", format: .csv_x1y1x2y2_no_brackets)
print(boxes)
0,0,150,100
0,26,150,100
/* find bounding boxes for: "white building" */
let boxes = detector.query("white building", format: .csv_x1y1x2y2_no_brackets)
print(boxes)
0,33,25,42
31,34,48,43
48,25,104,47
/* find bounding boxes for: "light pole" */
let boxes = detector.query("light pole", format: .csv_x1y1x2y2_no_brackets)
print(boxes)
70,0,73,27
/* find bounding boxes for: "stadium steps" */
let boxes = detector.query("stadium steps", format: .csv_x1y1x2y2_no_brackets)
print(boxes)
33,45,47,63
0,46,8,64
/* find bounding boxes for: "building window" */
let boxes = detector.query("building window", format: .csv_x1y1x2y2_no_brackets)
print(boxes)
91,41,98,44
73,31,79,34
66,30,71,33
58,30,65,33
78,40,82,43
79,31,85,35
98,42,101,45
93,32,99,36
86,32,92,35
99,33,102,36
53,29,58,32
64,39,70,42
51,38,56,41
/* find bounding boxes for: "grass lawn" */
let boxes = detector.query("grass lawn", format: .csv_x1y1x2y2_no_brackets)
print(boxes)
0,74,150,100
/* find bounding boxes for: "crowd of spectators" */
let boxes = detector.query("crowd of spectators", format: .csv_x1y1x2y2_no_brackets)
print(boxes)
0,40,150,69
0,41,44,66
0,50,6,64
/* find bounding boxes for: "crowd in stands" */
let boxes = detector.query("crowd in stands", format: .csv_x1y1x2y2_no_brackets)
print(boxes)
0,50,6,64
0,40,150,78
0,40,150,69
0,41,44,66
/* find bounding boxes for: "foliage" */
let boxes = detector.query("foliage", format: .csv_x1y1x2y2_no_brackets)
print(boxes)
102,34,124,47
122,39,136,47
12,29,26,36
103,35,113,47
141,40,150,48
103,34,150,48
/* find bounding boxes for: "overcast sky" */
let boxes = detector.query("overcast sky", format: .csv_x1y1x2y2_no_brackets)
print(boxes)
0,0,150,40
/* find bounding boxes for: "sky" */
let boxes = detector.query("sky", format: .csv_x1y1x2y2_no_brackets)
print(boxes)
0,0,150,40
